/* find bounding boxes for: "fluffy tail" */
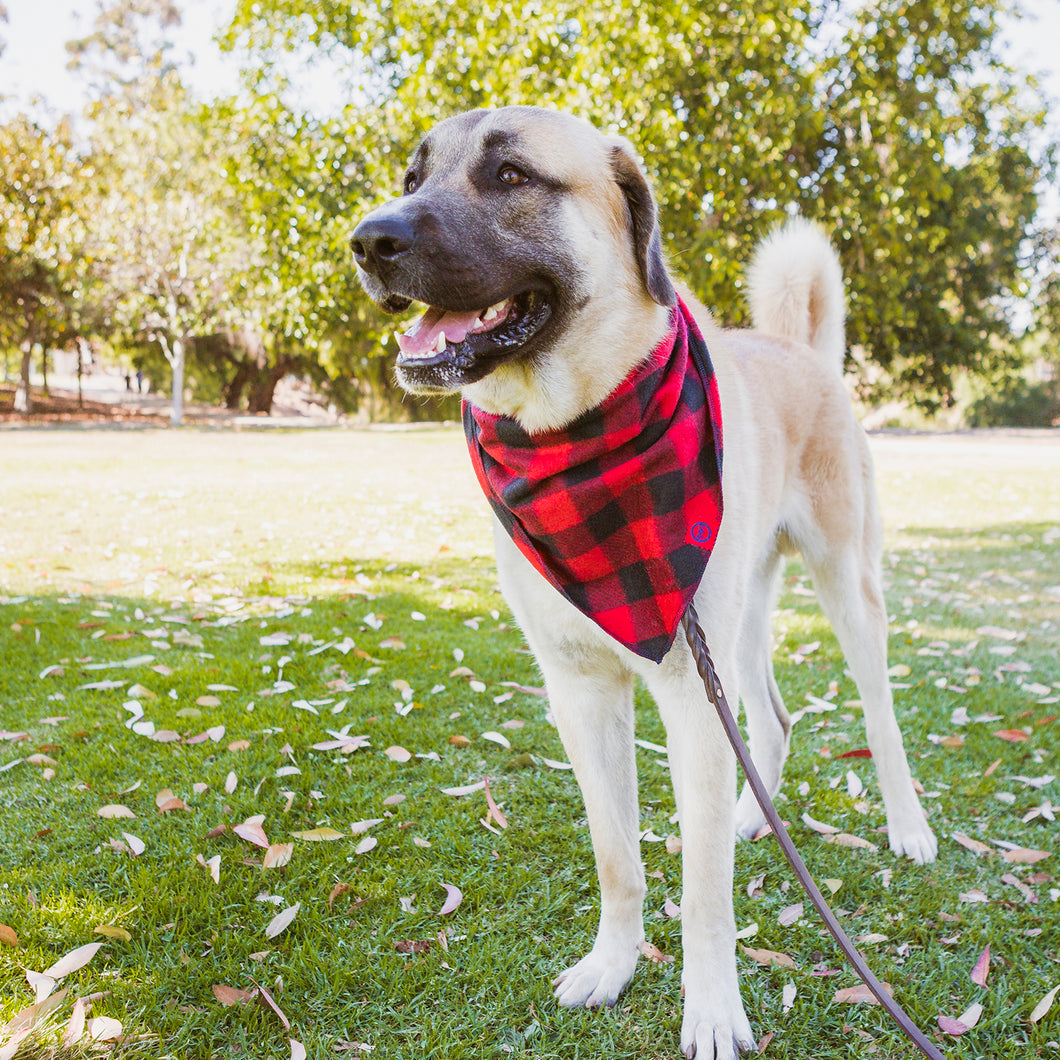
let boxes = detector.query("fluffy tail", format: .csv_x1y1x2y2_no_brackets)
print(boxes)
746,218,846,373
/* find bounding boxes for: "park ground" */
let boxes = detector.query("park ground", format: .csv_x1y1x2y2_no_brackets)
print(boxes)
0,424,1058,1059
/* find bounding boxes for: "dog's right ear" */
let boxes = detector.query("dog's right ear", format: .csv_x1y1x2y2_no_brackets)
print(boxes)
609,139,676,308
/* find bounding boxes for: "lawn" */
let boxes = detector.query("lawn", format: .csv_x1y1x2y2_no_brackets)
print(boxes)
1,425,1058,1060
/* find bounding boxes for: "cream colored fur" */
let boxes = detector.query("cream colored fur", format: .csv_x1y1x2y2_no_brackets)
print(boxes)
373,109,938,1059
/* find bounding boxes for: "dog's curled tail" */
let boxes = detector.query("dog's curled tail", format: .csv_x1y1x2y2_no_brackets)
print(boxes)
746,218,846,374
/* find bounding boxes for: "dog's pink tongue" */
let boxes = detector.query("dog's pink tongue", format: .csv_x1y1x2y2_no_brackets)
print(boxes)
397,306,481,357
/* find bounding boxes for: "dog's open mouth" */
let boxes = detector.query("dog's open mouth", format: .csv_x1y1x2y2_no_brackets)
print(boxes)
394,290,552,375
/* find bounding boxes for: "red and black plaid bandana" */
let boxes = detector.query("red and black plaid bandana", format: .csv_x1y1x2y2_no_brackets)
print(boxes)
462,298,723,663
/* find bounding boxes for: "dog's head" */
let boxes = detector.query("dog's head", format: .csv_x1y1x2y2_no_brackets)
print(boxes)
350,106,675,431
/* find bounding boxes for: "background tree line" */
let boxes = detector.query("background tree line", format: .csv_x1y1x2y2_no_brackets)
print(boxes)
1,0,1058,423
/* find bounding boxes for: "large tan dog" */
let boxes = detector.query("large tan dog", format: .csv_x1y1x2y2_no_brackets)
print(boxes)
351,106,937,1058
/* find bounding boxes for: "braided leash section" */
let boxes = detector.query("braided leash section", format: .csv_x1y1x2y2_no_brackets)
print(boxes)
681,600,945,1060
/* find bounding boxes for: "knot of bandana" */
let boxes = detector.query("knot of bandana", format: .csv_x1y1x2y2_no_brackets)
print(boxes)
463,298,723,663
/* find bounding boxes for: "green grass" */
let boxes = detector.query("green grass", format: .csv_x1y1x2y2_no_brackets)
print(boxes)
1,426,1058,1059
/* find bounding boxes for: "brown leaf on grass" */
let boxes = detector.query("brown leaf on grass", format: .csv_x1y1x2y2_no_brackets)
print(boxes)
328,882,355,909
44,941,104,979
994,729,1029,742
483,777,509,830
448,734,471,747
252,980,291,1030
155,789,189,812
778,903,804,927
641,940,674,964
97,804,136,819
93,925,131,941
212,984,255,1006
1031,983,1060,1023
263,844,294,870
952,832,993,856
350,818,385,835
385,745,412,763
823,833,879,852
755,1031,775,1055
265,903,300,939
970,945,990,987
1001,846,1051,865
195,853,221,884
62,997,86,1047
801,813,840,835
291,827,345,841
1002,872,1038,903
740,945,796,969
228,739,251,752
393,938,431,954
938,1015,970,1036
234,817,270,848
833,982,893,1004
0,924,17,947
87,1016,122,1042
438,884,463,916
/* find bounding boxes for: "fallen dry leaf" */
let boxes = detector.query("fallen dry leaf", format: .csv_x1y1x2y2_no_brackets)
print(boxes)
778,903,804,927
385,745,412,763
938,1014,970,1036
265,902,300,939
350,818,385,835
263,843,294,869
253,980,291,1030
354,835,377,855
0,924,17,947
958,1001,984,1029
440,780,487,797
62,997,86,1048
823,832,879,852
195,853,221,884
1031,982,1060,1023
833,982,892,1004
155,788,188,812
97,804,136,819
740,945,796,969
290,1040,307,1060
951,832,993,857
44,941,104,979
87,1016,122,1042
438,883,463,916
93,925,131,941
393,938,431,954
801,813,839,835
994,729,1029,742
122,832,146,857
1001,846,1051,865
641,940,674,964
483,777,509,830
234,817,270,848
212,984,254,1006
291,826,345,841
970,944,990,987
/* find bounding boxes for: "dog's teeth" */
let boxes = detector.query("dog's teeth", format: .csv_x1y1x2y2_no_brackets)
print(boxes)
434,331,447,353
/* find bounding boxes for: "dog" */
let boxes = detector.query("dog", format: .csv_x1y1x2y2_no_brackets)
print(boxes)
350,106,938,1059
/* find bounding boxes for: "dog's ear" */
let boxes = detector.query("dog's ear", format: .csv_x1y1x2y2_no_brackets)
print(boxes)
609,139,676,308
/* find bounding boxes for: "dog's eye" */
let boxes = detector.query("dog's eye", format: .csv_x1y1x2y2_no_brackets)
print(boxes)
498,164,530,187
404,172,419,195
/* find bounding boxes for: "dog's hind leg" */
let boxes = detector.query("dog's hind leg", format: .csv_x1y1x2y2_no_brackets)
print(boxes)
545,655,648,1009
733,549,792,840
799,481,938,864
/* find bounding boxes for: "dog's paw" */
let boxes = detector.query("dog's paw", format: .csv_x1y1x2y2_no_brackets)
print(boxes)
679,997,755,1059
733,787,767,842
553,941,641,1009
888,816,938,865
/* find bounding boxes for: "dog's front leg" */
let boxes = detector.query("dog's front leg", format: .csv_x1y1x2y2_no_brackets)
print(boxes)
644,650,755,1059
542,655,647,1009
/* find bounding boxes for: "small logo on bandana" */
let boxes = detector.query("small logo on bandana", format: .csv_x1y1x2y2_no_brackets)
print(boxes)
690,522,714,545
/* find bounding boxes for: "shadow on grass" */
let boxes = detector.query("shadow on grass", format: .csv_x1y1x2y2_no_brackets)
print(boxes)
1,523,1057,1059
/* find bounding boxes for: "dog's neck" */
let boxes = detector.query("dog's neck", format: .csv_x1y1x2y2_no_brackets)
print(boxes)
462,294,673,434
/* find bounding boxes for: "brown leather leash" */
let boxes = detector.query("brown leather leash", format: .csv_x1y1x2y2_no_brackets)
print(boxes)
681,600,945,1060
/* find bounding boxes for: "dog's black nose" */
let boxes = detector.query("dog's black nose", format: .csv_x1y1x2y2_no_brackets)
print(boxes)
350,214,416,273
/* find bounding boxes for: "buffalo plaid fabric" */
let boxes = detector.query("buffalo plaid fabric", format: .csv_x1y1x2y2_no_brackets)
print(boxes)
462,298,723,663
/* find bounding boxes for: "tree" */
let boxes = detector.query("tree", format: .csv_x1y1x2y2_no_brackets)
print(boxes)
0,115,88,414
72,1,258,424
226,0,1056,412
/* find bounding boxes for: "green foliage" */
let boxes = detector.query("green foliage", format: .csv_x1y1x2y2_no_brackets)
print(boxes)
965,376,1060,427
228,0,1057,412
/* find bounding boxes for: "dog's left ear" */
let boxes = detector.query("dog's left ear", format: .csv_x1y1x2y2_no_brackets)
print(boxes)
609,139,676,308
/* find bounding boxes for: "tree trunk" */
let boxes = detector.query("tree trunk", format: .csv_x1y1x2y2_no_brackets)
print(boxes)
40,347,49,397
247,361,288,414
76,338,85,408
224,359,253,409
13,342,33,414
170,336,185,426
